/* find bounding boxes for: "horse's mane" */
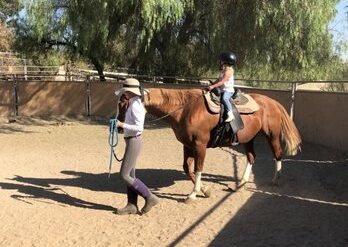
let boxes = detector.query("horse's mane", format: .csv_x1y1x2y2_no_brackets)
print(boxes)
147,88,202,107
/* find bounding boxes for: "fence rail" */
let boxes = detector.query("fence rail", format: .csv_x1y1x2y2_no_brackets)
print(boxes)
1,74,347,120
1,72,348,84
1,74,347,151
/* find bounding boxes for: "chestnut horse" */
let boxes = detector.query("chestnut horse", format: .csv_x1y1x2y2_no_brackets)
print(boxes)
117,88,301,203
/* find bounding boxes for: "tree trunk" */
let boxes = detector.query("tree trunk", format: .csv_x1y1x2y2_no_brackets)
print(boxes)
90,57,106,81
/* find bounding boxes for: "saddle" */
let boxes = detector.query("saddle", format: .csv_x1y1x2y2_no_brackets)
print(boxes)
204,88,259,114
204,88,260,148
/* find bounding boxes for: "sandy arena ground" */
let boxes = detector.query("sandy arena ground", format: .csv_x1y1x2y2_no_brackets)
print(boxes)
0,117,347,247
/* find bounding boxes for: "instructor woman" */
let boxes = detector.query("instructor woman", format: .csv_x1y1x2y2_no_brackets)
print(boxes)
114,78,159,215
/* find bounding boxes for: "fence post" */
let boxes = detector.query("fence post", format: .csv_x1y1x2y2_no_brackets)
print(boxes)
85,75,91,117
24,58,28,81
290,81,297,120
13,75,19,116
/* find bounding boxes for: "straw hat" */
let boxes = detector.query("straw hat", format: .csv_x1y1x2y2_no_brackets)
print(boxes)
115,78,142,97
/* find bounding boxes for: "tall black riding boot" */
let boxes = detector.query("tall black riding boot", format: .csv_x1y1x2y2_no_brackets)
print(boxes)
132,178,159,214
116,186,139,215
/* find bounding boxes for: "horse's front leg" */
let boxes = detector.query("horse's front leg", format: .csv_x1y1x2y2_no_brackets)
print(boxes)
186,145,210,203
183,145,196,183
183,146,211,200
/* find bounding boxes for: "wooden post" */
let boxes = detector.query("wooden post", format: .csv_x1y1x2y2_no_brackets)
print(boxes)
290,81,297,120
24,58,28,81
13,75,19,116
85,75,91,117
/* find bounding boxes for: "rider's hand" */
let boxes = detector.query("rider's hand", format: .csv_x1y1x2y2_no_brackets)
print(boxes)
206,85,214,91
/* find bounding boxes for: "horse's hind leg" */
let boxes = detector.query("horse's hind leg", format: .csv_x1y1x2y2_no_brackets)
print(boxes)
268,135,283,185
239,140,256,188
229,140,256,192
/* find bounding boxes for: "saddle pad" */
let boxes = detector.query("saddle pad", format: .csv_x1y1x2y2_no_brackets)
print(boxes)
204,92,260,114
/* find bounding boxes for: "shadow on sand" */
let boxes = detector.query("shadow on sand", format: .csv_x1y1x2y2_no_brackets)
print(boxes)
169,137,348,247
0,168,234,211
0,130,347,245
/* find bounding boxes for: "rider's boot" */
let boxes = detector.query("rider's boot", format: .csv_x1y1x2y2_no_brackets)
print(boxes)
225,111,235,122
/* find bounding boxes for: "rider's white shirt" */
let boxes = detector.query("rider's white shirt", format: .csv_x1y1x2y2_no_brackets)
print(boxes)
219,71,235,93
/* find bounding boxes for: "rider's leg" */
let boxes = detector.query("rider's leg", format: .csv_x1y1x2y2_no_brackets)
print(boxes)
222,91,234,122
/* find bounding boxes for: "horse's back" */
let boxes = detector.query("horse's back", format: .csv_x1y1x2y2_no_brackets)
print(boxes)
248,93,284,112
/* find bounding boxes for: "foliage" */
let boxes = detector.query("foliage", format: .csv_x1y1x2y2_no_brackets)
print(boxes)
325,60,348,92
13,0,192,79
11,0,346,85
0,0,20,22
133,0,342,81
0,0,20,52
0,22,13,51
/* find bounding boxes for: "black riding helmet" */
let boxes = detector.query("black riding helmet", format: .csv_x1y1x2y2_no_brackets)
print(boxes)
219,52,236,66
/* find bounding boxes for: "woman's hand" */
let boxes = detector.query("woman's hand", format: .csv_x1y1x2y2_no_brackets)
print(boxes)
117,121,124,128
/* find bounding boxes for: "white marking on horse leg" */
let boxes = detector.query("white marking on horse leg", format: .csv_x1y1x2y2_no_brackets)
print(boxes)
272,160,282,183
242,162,252,183
276,160,282,173
194,172,202,192
188,172,202,200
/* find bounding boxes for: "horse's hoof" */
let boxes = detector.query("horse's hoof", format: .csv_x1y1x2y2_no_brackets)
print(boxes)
201,187,211,198
185,197,196,204
229,181,246,192
240,184,247,191
271,180,280,186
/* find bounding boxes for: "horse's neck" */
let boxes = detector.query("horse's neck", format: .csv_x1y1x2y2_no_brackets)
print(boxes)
144,89,185,123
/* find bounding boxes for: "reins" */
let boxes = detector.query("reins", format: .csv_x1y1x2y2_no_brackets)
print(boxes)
147,90,207,123
108,118,124,178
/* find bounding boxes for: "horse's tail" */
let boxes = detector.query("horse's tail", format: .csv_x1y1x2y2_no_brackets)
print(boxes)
276,102,302,156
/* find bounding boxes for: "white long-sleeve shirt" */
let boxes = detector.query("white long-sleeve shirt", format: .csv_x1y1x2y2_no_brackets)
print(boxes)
123,96,146,138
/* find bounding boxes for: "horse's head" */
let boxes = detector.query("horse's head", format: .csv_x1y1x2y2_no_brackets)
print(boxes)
113,94,129,134
116,94,129,123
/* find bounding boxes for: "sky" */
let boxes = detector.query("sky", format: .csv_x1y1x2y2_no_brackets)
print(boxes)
329,0,348,60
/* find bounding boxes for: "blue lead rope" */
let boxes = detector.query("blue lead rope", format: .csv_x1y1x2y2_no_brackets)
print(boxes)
108,118,123,178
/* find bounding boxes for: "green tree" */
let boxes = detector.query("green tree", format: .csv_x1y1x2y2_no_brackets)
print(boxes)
0,0,20,52
137,0,340,81
13,0,341,82
0,22,13,51
13,0,192,79
0,0,19,22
